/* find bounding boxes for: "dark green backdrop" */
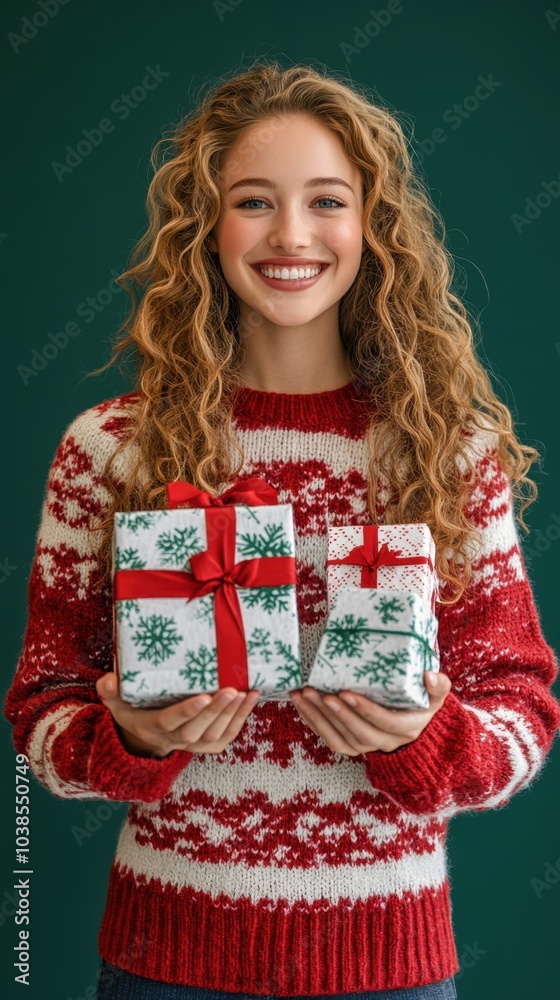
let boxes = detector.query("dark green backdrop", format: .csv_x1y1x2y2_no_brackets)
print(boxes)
2,1,559,997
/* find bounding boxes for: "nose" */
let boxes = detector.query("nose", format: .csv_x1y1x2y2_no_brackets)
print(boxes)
266,206,312,251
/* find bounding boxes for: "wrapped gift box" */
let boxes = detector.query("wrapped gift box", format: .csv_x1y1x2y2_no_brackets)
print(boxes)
326,523,440,615
111,478,303,708
308,587,439,710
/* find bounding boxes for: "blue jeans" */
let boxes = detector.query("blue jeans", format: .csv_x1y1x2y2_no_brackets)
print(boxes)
95,958,458,999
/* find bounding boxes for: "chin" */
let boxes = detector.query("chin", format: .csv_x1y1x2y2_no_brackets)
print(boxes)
259,311,328,327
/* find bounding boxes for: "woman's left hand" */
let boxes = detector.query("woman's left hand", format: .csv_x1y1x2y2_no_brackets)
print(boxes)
289,671,452,755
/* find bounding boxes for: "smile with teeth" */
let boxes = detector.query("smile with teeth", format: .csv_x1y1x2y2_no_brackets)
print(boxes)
257,264,324,280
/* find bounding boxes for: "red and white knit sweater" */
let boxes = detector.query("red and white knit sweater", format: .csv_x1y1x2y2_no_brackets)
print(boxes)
4,382,560,993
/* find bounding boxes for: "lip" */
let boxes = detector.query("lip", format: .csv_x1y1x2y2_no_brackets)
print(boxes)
252,258,330,267
251,261,330,291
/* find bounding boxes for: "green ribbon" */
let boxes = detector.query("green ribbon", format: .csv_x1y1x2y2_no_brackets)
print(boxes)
371,626,436,673
326,623,437,674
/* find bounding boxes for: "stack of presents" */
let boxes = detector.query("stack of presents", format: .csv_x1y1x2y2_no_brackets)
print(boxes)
111,477,440,712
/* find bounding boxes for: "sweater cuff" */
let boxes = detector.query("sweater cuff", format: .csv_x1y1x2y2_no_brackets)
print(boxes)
89,706,193,803
362,690,471,813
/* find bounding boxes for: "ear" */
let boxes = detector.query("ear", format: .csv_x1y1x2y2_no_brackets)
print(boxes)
206,234,218,254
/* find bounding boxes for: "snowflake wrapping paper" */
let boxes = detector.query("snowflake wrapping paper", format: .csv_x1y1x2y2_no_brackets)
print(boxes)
111,480,303,708
307,587,440,710
325,522,440,617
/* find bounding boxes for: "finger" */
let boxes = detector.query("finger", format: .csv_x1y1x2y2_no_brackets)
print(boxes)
170,689,260,747
184,690,260,745
304,687,411,739
96,676,242,741
298,690,387,752
291,692,361,756
337,680,449,737
162,687,241,734
300,690,423,753
197,690,261,744
424,671,452,708
96,672,119,702
96,673,132,721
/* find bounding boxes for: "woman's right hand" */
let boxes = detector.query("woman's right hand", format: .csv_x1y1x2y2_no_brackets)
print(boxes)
95,672,261,758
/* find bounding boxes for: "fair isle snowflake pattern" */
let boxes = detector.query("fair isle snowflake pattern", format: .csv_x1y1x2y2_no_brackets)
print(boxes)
237,522,292,558
239,585,294,615
115,546,146,570
308,587,439,709
131,613,183,666
115,599,140,626
179,644,219,690
112,502,302,706
376,594,407,623
156,524,204,569
353,646,411,688
119,668,140,684
246,629,300,684
116,511,164,534
272,638,301,689
246,626,274,663
323,613,372,659
193,593,214,623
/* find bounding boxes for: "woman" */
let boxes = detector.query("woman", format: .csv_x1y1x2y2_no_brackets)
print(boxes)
5,62,560,999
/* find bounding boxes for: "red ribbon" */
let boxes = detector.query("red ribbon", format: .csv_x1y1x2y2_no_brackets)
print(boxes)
166,477,280,511
326,524,435,601
113,478,295,691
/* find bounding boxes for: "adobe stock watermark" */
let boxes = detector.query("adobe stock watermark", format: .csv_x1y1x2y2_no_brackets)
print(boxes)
70,932,156,1000
510,172,560,234
340,0,414,62
454,940,488,981
71,800,125,847
530,856,560,899
545,5,560,29
52,64,170,182
17,269,123,385
0,558,19,584
7,0,71,53
213,0,244,20
521,512,560,562
413,74,502,164
0,886,25,930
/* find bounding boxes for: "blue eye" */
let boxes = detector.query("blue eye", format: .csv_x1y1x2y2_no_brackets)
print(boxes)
234,197,268,209
233,196,347,210
314,197,346,209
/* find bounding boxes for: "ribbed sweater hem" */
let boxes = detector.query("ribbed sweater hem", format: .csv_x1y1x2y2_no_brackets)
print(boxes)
98,864,460,994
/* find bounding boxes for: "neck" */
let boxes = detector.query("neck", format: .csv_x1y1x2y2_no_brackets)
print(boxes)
238,355,353,394
236,312,353,393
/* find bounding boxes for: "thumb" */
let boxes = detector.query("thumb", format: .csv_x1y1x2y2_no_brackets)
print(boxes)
424,670,452,705
96,672,120,703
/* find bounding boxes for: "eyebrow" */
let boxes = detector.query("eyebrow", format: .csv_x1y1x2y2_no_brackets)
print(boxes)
226,176,355,194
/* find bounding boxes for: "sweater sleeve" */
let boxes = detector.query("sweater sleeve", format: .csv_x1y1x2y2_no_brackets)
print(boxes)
362,428,560,819
3,402,193,803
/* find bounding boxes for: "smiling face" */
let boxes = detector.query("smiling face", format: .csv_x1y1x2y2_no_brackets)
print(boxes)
208,114,365,332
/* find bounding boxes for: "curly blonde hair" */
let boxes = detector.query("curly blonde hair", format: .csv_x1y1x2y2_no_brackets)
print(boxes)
88,59,540,607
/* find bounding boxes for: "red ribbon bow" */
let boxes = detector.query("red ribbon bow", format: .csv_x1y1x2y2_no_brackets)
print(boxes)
326,524,435,609
113,477,296,691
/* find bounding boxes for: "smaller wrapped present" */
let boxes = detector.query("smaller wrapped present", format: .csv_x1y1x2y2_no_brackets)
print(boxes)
111,477,303,708
325,522,440,614
308,587,439,710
